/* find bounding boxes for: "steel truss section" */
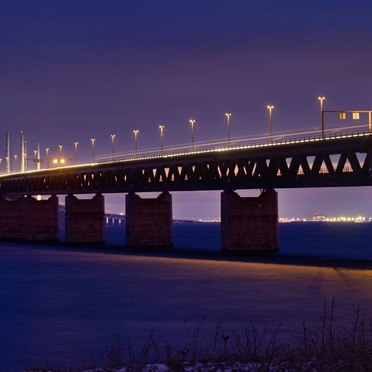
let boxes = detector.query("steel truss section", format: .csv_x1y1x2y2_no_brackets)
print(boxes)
1,134,372,196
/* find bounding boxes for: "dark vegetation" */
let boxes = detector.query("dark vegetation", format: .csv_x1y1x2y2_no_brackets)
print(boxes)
61,298,372,371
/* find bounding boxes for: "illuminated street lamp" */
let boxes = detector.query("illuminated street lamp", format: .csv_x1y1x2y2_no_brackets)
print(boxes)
225,113,232,145
0,158,2,173
91,138,96,162
36,143,41,170
133,130,139,156
53,157,65,166
159,124,165,155
73,142,78,164
110,134,116,161
267,105,274,136
318,96,326,113
24,140,28,171
14,154,18,173
45,147,50,168
318,96,326,137
189,119,196,150
5,156,9,174
58,144,63,158
33,149,38,169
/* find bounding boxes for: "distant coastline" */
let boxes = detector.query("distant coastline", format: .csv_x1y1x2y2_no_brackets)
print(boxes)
58,206,371,224
279,215,372,223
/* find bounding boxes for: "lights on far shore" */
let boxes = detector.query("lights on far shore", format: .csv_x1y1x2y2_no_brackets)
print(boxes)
279,215,371,223
324,215,368,223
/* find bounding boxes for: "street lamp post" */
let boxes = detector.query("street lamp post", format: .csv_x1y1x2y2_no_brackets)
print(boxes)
45,147,50,168
36,143,40,170
318,96,326,137
225,113,232,145
14,154,18,173
74,142,78,164
91,138,96,162
20,131,25,172
110,134,116,161
33,149,38,169
159,125,165,155
267,105,274,136
58,144,63,158
24,141,27,171
189,119,196,150
0,158,2,173
133,130,139,157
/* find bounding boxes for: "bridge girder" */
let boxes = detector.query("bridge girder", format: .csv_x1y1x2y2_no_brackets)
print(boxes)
1,133,372,196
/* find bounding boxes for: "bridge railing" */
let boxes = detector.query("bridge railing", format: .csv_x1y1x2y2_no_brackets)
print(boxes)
95,123,371,165
1,123,371,177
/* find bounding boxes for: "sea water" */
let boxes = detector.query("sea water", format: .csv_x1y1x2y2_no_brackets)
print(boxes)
1,222,372,370
105,221,372,259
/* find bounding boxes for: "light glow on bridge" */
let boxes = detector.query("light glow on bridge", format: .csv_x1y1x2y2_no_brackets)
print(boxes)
1,123,372,178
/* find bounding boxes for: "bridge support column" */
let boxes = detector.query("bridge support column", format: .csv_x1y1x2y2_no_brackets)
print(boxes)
126,191,173,248
0,195,59,240
65,193,105,243
0,197,26,239
221,189,278,252
24,195,59,240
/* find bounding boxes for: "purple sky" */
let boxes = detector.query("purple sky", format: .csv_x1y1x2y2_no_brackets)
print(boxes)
1,0,372,218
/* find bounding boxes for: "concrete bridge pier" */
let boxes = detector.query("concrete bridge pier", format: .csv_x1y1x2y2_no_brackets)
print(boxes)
65,193,105,243
0,195,59,240
0,197,26,239
126,191,173,248
221,189,278,252
24,195,59,240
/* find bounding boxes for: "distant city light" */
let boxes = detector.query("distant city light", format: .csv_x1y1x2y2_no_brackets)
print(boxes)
279,215,370,223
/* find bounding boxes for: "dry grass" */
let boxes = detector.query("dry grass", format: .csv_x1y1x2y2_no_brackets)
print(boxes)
29,298,372,371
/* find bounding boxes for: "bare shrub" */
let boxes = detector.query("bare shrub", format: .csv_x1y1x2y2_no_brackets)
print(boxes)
99,298,372,371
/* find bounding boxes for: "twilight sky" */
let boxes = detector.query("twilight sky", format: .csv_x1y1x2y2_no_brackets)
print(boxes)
1,0,372,218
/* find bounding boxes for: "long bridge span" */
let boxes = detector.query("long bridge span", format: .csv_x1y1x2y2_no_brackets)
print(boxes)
1,130,372,195
1,129,372,252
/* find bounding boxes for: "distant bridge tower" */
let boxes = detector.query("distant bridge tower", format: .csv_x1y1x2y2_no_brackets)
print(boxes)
20,131,25,173
24,140,27,172
5,132,10,174
37,143,41,170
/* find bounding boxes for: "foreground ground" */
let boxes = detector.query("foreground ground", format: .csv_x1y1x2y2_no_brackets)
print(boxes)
2,240,372,370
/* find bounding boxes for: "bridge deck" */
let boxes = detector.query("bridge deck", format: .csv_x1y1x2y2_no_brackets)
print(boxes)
1,131,372,196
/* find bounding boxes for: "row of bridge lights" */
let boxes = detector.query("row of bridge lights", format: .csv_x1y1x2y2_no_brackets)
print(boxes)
16,112,242,168
0,96,328,171
60,95,372,165
3,95,371,172
53,97,322,164
87,115,232,163
91,114,231,161
0,116,254,172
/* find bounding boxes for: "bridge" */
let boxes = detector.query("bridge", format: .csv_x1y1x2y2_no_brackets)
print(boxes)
1,127,372,252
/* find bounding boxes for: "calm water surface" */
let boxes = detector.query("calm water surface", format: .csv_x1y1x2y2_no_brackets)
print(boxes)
106,221,372,259
1,222,372,370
